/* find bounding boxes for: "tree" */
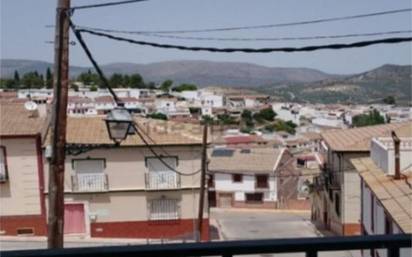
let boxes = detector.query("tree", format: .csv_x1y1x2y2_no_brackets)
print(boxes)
0,78,16,89
173,83,197,92
13,70,20,84
383,96,396,105
129,73,145,88
90,85,98,92
109,73,124,88
258,107,276,121
201,115,214,125
217,114,237,125
71,83,79,92
241,109,254,128
272,120,297,134
160,80,173,93
147,112,168,120
46,68,53,89
21,71,44,88
352,109,385,127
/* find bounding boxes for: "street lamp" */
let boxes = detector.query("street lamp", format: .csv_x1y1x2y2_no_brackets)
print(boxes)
105,107,133,144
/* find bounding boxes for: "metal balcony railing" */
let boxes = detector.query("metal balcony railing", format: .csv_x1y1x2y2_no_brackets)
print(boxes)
145,172,181,190
2,234,411,257
71,173,109,192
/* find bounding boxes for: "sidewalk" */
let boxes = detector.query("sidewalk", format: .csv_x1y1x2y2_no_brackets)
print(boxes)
0,235,147,244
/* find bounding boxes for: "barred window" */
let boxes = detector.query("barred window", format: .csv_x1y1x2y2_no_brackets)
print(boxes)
149,198,180,221
0,146,8,182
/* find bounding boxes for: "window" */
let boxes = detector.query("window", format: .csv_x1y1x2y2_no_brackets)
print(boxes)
334,193,341,217
208,174,214,188
256,175,269,188
385,214,392,235
0,146,8,182
149,198,180,221
146,157,179,189
371,194,375,232
246,193,263,203
72,159,107,192
232,174,243,183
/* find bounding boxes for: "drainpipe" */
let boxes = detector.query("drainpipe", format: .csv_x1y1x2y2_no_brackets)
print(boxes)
391,131,401,180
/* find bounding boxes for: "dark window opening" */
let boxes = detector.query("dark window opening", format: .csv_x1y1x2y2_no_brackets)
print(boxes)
256,175,269,188
232,174,243,183
334,193,341,217
246,193,263,203
208,174,214,188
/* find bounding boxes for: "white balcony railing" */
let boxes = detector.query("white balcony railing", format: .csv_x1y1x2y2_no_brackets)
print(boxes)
72,173,108,192
145,172,181,190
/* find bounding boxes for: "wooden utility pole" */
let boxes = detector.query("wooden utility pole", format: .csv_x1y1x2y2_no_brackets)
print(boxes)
48,0,70,248
196,124,208,242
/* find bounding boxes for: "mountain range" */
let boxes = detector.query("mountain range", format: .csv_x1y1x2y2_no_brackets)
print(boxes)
0,59,336,86
1,59,410,104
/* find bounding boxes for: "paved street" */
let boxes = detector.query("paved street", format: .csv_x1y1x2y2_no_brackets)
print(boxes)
210,208,360,257
1,209,360,257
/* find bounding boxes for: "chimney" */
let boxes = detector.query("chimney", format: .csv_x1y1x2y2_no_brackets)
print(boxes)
391,131,401,180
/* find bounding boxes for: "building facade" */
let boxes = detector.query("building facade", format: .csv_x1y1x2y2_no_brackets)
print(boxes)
0,103,47,236
43,117,209,240
351,136,412,257
208,147,309,209
311,122,411,236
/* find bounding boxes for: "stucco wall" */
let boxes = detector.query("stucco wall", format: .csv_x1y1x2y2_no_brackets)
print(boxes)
0,138,42,216
56,189,207,223
214,173,277,202
44,146,202,192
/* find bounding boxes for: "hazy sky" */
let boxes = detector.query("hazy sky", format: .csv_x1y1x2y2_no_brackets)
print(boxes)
1,0,411,74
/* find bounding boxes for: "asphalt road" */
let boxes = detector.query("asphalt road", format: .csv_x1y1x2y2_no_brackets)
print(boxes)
210,208,360,257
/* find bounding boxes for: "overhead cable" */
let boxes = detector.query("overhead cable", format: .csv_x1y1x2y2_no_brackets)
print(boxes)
71,0,148,10
76,28,412,53
69,20,123,105
132,123,202,176
76,8,412,34
77,27,412,42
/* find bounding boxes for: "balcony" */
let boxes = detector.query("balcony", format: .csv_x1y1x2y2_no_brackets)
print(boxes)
71,173,109,192
2,234,410,257
145,172,181,190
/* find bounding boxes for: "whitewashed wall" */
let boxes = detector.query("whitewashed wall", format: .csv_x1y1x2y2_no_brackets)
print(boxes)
214,173,277,202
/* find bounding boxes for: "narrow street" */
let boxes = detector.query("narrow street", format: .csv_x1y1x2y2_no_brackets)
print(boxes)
210,208,361,257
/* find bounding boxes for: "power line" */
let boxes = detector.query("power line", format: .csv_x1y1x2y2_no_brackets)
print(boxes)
76,28,412,53
76,8,412,34
71,0,148,10
70,19,201,176
69,20,123,105
77,27,412,42
132,123,202,176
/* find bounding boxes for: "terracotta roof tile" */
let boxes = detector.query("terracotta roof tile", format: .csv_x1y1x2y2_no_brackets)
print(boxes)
322,122,411,152
208,147,284,174
44,116,203,146
352,157,412,233
0,103,46,136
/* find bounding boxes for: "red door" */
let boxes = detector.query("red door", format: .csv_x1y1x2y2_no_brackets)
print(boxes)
64,204,86,234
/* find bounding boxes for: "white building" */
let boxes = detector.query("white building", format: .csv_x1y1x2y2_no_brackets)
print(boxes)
208,147,309,210
352,135,412,257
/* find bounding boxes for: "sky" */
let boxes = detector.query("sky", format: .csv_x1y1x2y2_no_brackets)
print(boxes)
1,0,411,74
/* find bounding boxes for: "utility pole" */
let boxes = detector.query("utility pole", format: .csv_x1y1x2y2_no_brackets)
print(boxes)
48,0,70,249
196,124,208,242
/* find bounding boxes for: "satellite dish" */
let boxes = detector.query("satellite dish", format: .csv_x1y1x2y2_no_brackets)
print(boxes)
24,101,38,111
299,184,310,194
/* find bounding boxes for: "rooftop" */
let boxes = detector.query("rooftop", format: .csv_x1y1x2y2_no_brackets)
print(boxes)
351,157,412,233
321,122,411,152
44,116,203,146
0,103,46,136
208,147,284,174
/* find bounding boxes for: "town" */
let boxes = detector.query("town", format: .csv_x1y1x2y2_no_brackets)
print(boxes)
0,83,411,256
1,0,412,257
